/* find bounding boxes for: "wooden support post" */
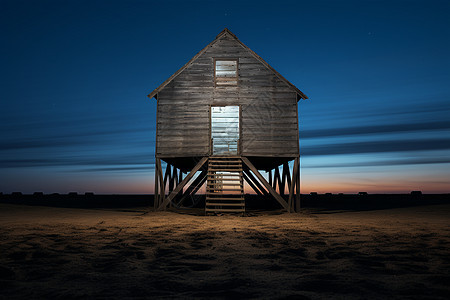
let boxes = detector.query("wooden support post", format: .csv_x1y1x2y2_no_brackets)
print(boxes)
171,165,178,192
281,165,286,195
274,167,281,193
295,157,301,213
164,164,170,208
288,158,299,213
241,157,289,211
158,157,208,210
154,159,159,209
282,162,291,194
167,165,174,193
268,169,272,187
156,158,165,207
164,163,171,192
169,165,178,208
178,170,183,185
177,171,184,197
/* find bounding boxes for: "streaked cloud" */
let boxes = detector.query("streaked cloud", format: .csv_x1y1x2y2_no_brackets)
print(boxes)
303,157,450,168
0,154,155,169
301,121,450,139
80,166,155,172
302,137,450,156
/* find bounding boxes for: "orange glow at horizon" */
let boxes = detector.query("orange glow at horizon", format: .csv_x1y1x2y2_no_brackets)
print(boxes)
131,175,449,195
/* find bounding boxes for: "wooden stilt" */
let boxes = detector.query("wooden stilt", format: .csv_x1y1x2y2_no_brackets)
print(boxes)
169,165,178,207
274,167,281,194
268,169,273,187
171,165,178,192
282,162,291,195
177,171,184,197
178,170,183,185
281,165,286,195
163,164,169,187
288,158,299,213
163,163,170,193
157,158,165,209
154,159,160,209
295,157,301,213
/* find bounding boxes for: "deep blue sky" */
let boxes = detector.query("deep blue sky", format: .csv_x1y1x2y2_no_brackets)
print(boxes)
1,0,449,194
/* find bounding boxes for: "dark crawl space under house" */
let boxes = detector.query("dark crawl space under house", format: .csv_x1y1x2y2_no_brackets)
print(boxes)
148,28,308,214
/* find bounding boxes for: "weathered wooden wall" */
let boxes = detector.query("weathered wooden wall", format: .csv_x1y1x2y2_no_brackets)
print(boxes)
156,33,299,158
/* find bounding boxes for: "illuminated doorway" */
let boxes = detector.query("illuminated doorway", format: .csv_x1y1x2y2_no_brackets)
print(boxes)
211,106,239,155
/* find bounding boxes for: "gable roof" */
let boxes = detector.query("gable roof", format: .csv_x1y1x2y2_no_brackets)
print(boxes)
147,28,308,101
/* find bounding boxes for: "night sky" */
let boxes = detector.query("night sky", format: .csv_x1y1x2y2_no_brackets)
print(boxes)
1,0,449,194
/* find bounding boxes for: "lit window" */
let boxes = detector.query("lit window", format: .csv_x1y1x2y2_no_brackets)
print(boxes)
215,59,238,86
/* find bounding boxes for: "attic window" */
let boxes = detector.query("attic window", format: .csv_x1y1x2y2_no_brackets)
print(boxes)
215,59,238,86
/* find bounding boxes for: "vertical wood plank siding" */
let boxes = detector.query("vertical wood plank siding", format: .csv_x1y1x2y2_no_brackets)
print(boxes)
157,34,299,157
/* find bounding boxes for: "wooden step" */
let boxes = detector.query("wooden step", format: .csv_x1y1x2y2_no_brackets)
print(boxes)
207,186,243,190
205,208,245,213
206,186,242,189
208,168,241,170
207,176,241,179
206,157,245,215
206,195,244,199
207,174,241,177
206,187,241,194
209,169,242,173
206,200,244,203
206,202,244,206
208,173,241,175
207,178,242,180
208,165,241,167
207,188,242,190
206,196,244,199
209,158,241,160
207,182,242,186
207,178,241,180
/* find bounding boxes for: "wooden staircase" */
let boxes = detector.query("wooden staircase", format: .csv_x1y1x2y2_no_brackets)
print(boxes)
206,157,245,214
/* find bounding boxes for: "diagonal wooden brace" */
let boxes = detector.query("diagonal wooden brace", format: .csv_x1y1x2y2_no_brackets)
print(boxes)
242,172,263,196
157,157,208,210
243,167,269,197
241,157,290,212
176,169,207,207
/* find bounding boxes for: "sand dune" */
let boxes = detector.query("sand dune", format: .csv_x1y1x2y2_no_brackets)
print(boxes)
0,203,449,299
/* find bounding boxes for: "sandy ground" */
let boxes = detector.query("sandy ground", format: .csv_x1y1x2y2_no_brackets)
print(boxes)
0,203,449,299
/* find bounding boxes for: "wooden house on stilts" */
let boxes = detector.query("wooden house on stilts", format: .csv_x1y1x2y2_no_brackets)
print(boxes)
148,28,308,214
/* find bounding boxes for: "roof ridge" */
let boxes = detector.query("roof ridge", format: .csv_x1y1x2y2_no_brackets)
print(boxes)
217,29,308,100
216,28,238,39
147,29,308,100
